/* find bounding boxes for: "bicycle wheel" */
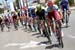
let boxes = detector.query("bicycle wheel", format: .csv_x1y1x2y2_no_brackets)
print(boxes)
43,22,52,44
65,10,69,27
56,26,64,48
42,29,52,44
58,38,64,48
56,29,64,48
55,20,64,48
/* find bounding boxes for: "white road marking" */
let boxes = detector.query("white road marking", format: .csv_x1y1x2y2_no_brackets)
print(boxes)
4,43,26,47
20,41,47,49
20,41,38,49
4,41,47,49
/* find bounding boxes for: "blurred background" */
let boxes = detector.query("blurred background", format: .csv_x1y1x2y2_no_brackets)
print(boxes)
0,0,75,14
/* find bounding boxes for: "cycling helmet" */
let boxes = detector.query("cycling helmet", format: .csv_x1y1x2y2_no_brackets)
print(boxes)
47,1,54,6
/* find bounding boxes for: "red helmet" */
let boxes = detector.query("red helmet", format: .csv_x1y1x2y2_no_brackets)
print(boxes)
47,1,54,6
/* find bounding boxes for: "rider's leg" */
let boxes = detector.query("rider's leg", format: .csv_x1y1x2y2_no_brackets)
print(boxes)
28,17,32,30
33,17,37,31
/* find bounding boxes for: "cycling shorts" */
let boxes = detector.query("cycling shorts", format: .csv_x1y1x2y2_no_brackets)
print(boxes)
38,15,45,20
62,6,68,11
31,14,36,18
37,13,45,20
5,19,9,22
28,12,31,17
12,15,17,20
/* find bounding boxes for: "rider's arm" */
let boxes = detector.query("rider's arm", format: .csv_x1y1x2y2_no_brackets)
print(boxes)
68,2,70,11
68,2,71,15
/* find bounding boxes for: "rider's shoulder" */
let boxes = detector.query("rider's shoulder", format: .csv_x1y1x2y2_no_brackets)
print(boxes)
53,4,58,9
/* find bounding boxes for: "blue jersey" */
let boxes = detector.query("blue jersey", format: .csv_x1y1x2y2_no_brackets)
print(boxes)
60,0,68,7
28,8,36,18
31,9,36,17
60,0,69,10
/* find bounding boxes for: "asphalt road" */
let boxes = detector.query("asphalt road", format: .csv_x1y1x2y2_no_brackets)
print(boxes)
0,10,75,50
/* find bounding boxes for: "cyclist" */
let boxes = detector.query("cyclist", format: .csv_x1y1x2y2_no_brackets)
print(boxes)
4,13,10,31
20,9,27,28
46,0,65,45
27,8,33,31
12,11,18,30
59,0,71,24
35,4,46,36
28,7,37,31
31,8,37,31
46,0,62,36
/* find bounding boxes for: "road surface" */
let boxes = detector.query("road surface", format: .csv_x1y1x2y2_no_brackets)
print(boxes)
0,10,75,50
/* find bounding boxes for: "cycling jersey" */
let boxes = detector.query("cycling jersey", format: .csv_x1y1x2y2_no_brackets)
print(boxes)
46,4,60,20
60,0,69,10
36,9,45,20
31,9,36,18
46,5,58,13
36,5,46,20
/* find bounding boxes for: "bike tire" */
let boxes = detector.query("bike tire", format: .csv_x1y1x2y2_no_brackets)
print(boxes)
42,29,52,44
58,38,64,48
